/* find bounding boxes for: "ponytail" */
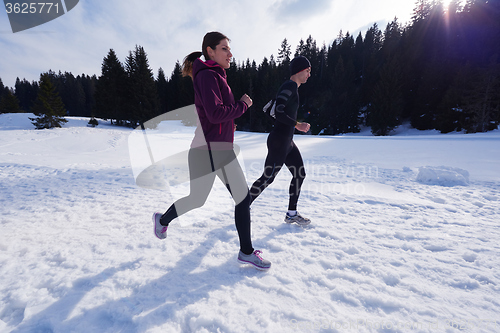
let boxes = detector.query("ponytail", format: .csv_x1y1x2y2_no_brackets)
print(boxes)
182,51,202,78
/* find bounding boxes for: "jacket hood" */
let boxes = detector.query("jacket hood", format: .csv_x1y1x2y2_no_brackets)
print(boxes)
193,59,226,79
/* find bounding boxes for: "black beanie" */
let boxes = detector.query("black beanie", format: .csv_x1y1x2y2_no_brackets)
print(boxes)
290,56,311,76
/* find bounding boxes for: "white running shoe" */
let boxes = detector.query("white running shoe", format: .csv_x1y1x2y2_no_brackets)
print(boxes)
238,250,271,270
285,212,311,225
153,212,168,240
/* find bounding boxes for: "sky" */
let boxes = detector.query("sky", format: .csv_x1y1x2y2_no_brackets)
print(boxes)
1,0,418,88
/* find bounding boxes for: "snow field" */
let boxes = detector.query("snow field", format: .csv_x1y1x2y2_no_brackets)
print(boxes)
1,113,499,332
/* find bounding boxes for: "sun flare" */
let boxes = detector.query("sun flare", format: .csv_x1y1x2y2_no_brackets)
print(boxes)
443,0,466,10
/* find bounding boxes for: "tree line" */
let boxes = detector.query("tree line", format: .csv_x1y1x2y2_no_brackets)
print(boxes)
1,0,499,134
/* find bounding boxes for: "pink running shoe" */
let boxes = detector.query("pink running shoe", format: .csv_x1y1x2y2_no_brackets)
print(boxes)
152,212,168,240
238,250,271,270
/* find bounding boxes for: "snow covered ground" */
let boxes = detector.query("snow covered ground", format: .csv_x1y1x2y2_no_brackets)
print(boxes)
1,112,499,333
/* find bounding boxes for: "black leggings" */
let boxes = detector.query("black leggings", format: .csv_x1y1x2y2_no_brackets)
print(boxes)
250,135,306,211
160,148,253,255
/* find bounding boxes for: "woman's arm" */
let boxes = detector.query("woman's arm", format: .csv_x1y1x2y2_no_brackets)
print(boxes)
196,70,248,124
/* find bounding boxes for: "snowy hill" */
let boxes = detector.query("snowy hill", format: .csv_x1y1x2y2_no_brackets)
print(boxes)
1,113,499,332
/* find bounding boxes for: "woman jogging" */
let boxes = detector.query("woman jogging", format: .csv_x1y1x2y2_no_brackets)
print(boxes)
152,32,271,270
250,56,312,225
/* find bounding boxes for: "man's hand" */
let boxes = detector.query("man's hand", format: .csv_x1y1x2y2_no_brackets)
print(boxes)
295,122,310,133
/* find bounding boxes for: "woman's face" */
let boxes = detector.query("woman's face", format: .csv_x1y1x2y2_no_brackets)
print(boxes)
207,39,232,69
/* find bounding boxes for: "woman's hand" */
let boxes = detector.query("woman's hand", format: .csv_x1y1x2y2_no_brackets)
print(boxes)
240,94,253,108
295,122,310,133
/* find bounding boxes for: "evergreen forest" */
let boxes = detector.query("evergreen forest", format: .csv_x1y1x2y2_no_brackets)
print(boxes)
0,0,499,135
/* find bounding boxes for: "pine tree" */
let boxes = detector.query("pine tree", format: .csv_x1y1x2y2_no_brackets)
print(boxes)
294,38,306,58
435,64,472,133
80,74,97,118
367,56,404,135
331,55,360,134
15,78,39,112
276,39,292,81
125,45,159,128
94,49,127,125
361,23,383,108
0,78,5,102
251,57,273,132
353,32,364,80
156,67,168,115
59,72,86,116
166,61,193,112
277,39,292,64
29,73,67,129
382,18,402,59
412,0,432,23
0,89,22,113
462,58,500,133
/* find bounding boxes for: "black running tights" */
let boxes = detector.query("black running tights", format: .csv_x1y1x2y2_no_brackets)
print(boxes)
160,148,253,255
250,138,305,211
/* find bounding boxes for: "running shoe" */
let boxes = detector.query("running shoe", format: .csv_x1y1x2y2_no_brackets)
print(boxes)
285,212,311,225
238,250,271,270
152,212,168,240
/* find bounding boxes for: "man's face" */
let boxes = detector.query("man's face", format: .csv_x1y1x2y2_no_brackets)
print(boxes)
296,67,311,84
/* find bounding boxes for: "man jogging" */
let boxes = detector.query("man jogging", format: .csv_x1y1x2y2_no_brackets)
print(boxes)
250,56,312,225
